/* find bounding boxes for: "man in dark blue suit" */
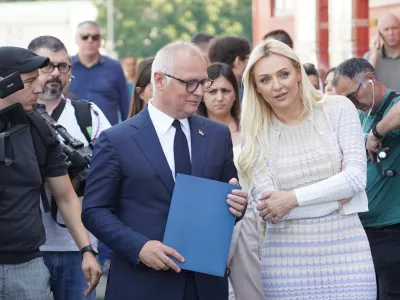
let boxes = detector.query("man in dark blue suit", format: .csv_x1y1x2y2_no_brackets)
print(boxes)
82,41,248,300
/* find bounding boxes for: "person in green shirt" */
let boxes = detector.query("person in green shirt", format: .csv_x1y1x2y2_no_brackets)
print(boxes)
333,57,400,300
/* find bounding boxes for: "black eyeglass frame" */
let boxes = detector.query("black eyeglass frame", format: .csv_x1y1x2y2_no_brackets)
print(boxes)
345,74,366,103
163,73,214,93
41,62,72,74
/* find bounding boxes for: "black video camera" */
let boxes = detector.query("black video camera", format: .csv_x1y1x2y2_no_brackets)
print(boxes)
35,104,92,196
0,72,24,99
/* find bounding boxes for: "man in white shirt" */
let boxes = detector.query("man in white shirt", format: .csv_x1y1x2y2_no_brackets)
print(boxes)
28,35,110,300
81,41,248,300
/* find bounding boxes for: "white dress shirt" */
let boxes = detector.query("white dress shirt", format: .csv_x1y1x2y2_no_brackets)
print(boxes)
40,98,111,252
148,100,192,179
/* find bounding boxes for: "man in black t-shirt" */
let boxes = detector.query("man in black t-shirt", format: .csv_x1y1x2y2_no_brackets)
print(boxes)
0,47,101,300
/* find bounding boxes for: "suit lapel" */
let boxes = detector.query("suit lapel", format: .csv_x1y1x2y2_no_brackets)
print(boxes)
189,115,208,177
130,108,174,194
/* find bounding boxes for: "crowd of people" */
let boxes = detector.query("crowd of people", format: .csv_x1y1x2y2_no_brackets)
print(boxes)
0,11,400,300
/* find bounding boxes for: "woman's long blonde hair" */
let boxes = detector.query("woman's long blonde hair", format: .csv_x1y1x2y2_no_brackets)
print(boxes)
238,39,323,187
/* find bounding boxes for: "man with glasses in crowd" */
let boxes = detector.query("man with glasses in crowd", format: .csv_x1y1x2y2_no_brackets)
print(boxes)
69,21,130,126
27,35,110,300
81,41,248,300
333,57,400,300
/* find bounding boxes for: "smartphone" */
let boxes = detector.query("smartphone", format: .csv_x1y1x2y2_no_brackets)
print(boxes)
377,31,383,49
0,72,24,99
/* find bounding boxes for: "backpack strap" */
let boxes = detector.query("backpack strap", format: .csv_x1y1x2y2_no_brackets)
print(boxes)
70,100,92,145
374,91,399,125
27,111,60,214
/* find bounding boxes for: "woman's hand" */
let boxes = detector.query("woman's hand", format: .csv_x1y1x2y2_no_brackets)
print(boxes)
256,191,298,223
338,197,352,208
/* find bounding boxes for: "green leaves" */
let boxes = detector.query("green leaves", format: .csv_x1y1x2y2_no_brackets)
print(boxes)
94,0,252,58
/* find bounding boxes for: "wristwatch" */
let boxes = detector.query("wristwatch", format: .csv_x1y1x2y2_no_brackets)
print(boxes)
80,244,99,257
372,123,384,139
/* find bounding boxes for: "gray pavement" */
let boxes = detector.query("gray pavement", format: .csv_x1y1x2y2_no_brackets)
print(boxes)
95,276,107,300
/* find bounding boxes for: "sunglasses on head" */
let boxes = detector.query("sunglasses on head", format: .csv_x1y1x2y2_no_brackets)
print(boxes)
81,34,101,41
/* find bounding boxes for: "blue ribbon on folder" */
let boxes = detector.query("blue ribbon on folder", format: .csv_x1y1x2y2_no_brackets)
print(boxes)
163,174,240,277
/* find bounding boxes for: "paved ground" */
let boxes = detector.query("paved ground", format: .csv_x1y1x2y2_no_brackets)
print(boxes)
95,276,107,300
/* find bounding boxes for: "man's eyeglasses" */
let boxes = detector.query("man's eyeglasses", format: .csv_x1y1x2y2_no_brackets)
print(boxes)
163,73,213,93
81,34,101,41
346,75,365,103
41,62,71,74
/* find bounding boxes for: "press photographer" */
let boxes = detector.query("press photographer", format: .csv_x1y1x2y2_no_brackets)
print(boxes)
334,57,400,299
0,46,101,300
27,36,110,300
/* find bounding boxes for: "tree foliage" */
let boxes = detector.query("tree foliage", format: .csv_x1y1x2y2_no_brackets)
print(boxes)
93,0,252,58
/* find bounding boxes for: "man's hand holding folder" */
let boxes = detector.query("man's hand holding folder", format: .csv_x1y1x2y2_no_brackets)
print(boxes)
138,240,185,273
139,177,247,273
227,178,248,217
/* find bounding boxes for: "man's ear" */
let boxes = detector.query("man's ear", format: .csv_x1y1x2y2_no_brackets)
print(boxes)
153,72,165,91
365,72,375,85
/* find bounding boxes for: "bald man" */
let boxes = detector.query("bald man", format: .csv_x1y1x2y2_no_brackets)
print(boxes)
365,14,400,92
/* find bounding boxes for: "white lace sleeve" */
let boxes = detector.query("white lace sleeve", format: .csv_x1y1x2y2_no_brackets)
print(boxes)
294,96,367,206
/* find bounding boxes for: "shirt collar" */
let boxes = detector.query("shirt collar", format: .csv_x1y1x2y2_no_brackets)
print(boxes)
381,45,400,60
148,100,189,134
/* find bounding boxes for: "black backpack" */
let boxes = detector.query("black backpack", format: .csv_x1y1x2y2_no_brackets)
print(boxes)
70,100,93,145
52,99,93,145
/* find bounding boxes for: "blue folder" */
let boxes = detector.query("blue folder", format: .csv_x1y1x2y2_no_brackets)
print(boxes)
163,174,241,277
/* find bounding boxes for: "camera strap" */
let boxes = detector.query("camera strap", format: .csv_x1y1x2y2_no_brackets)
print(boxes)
372,91,399,178
373,91,398,125
50,98,67,122
27,111,60,213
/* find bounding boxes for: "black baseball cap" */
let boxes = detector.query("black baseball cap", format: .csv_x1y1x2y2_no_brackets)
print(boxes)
0,46,50,77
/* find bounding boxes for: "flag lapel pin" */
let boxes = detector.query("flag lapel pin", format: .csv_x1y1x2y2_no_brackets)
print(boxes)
199,129,205,136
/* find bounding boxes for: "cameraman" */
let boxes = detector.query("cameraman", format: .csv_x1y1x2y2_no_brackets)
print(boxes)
27,36,110,300
334,58,400,300
0,47,101,299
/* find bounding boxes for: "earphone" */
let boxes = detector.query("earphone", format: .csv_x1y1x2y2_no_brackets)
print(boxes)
361,78,375,132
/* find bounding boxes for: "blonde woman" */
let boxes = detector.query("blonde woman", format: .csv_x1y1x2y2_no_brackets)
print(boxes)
238,39,376,299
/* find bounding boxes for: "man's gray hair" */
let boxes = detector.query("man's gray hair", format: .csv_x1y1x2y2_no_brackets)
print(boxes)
151,41,205,87
76,21,101,34
333,57,375,87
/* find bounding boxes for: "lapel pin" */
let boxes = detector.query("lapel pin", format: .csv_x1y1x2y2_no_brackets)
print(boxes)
199,129,205,136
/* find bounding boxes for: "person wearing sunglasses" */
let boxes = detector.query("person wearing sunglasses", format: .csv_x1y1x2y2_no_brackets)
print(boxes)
334,57,400,300
69,21,130,126
82,41,248,300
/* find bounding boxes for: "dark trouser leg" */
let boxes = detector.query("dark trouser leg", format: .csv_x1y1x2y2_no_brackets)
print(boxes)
365,223,400,300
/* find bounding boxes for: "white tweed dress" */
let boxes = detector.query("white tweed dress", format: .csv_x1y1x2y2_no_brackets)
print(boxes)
251,95,376,300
